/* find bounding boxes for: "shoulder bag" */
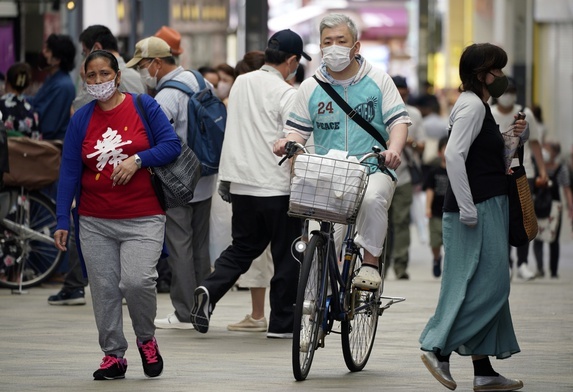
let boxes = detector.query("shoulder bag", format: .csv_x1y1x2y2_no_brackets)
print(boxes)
135,94,201,210
312,76,396,181
313,76,388,150
508,146,538,247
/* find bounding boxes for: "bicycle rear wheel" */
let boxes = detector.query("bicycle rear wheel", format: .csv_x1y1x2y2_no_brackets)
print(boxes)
341,254,381,372
292,234,328,381
0,191,63,289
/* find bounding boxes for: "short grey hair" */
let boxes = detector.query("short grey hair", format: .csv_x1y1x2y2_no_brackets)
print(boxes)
319,13,359,42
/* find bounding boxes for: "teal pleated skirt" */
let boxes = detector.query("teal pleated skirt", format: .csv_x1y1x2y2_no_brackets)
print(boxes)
419,195,520,359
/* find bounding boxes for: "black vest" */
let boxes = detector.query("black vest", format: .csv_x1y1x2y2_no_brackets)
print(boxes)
443,103,508,212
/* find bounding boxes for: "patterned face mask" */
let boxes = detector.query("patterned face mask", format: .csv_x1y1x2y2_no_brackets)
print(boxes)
86,76,117,102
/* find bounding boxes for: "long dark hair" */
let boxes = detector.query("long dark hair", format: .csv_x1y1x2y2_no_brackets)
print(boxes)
459,43,508,99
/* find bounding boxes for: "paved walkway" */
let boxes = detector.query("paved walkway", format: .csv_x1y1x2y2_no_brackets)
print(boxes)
1,224,572,392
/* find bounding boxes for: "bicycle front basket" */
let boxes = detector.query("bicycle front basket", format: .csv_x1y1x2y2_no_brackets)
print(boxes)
288,153,369,224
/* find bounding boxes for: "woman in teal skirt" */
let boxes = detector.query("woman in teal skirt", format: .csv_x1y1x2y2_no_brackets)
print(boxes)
419,43,527,392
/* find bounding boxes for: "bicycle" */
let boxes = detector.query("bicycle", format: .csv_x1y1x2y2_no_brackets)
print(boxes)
0,186,63,292
279,141,405,381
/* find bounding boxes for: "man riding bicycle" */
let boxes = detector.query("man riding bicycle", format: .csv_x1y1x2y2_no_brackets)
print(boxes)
273,13,410,290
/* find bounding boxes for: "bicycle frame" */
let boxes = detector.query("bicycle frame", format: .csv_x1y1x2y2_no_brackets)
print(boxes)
306,221,365,337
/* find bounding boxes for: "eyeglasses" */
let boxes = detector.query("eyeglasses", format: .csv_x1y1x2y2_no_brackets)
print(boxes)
135,59,152,71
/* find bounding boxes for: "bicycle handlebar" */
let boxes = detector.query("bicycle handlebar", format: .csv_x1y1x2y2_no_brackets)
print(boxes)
278,141,308,166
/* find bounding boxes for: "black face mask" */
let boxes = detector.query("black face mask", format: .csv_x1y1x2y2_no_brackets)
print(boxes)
486,73,509,98
37,52,50,70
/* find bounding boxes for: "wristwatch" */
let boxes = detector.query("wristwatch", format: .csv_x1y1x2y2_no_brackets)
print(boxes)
134,154,142,169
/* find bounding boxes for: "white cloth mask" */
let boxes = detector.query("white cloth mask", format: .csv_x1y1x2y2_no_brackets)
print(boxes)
86,77,117,102
497,93,516,108
139,67,158,89
322,44,354,72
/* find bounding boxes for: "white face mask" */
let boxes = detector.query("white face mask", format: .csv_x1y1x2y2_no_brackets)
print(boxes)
86,77,117,102
286,61,297,81
139,66,158,89
541,148,551,162
322,44,354,72
497,93,516,108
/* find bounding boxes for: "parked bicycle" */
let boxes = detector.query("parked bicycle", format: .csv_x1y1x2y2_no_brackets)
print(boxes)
279,141,405,381
0,132,63,291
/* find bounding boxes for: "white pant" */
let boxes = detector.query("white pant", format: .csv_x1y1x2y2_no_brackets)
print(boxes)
353,172,396,257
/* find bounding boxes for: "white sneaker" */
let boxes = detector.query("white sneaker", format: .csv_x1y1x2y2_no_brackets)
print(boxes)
517,264,535,281
352,266,381,290
155,312,194,329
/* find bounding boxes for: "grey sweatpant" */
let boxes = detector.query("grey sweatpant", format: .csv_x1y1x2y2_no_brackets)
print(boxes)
79,215,165,358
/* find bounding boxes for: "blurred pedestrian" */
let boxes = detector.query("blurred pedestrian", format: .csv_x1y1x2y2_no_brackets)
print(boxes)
214,63,235,104
491,76,548,280
30,34,76,141
383,75,426,280
0,63,39,137
423,136,449,278
533,140,573,279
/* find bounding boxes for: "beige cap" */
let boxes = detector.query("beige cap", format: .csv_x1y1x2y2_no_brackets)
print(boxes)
126,37,172,68
155,26,183,56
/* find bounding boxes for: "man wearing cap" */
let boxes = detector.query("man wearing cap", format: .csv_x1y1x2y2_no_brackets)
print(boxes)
274,14,410,290
190,29,310,339
127,36,215,330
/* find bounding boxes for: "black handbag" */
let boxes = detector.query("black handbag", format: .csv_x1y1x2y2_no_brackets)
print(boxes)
508,146,538,247
136,95,201,210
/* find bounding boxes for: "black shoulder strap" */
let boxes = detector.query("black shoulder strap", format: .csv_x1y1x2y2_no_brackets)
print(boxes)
313,75,388,150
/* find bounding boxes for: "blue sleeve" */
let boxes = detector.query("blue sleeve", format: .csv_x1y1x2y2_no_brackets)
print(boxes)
31,73,76,140
132,94,181,166
55,103,95,231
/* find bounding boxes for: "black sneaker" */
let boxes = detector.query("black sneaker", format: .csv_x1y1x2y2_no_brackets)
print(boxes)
137,337,163,378
93,355,127,380
190,286,212,333
48,288,86,305
433,256,442,278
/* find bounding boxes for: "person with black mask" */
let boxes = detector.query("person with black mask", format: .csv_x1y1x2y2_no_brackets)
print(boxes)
419,43,526,392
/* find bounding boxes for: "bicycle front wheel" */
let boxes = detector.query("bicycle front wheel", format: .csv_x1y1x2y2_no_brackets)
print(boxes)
292,234,328,381
0,191,63,289
341,254,381,372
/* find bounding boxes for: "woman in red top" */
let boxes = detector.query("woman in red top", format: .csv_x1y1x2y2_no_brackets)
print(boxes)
54,50,180,381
